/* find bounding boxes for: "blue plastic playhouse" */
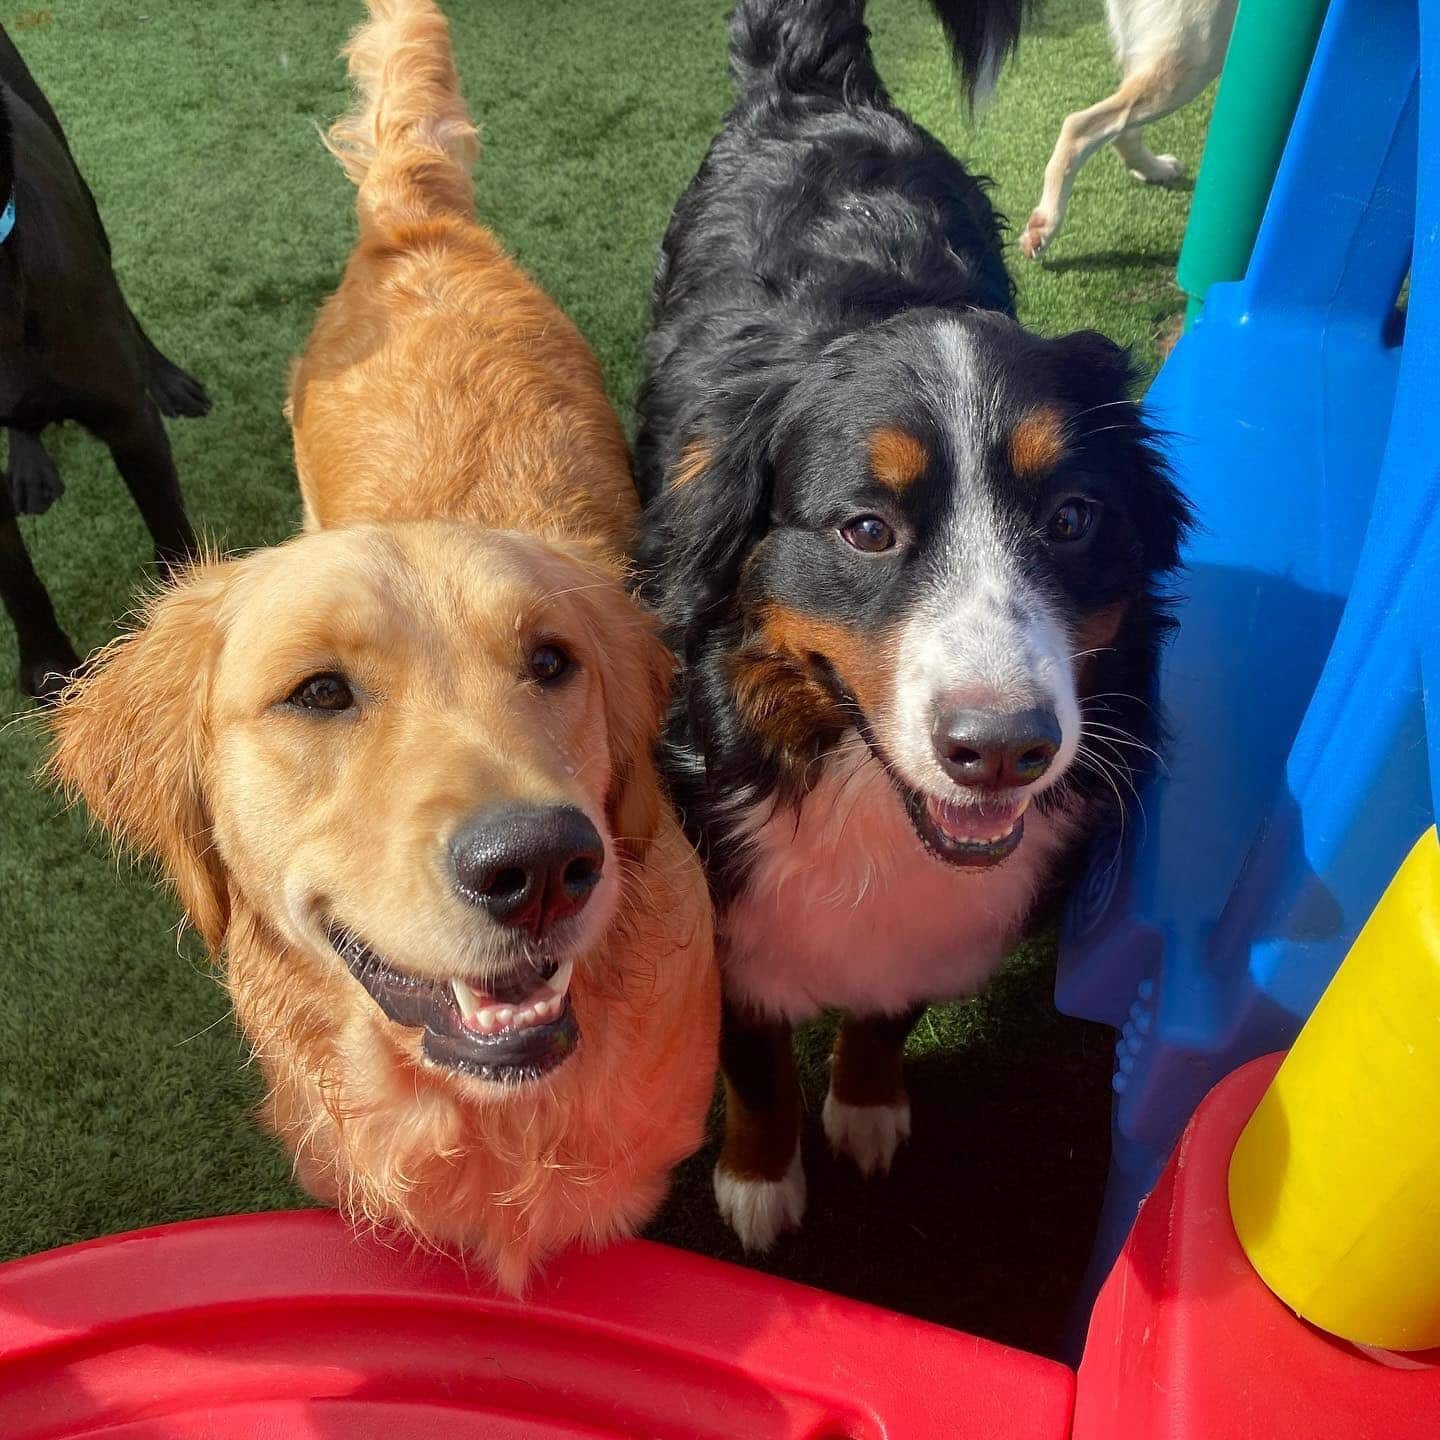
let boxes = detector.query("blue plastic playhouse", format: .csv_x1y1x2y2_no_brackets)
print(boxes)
1060,0,1440,1296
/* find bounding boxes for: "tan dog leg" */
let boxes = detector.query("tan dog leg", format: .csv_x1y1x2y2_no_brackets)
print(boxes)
1020,61,1204,260
1113,126,1186,185
823,1006,923,1177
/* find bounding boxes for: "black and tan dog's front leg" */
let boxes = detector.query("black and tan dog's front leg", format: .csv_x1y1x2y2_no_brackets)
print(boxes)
714,997,804,1252
823,1005,924,1177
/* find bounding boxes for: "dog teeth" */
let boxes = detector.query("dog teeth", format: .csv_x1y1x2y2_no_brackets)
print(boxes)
451,978,483,1023
927,793,1030,845
546,957,575,1000
451,969,571,1035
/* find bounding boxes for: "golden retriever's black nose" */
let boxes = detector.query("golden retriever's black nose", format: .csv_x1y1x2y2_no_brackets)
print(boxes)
932,706,1060,789
450,805,605,935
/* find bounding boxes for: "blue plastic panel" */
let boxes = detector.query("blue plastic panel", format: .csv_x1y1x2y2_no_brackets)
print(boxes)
1059,0,1437,1299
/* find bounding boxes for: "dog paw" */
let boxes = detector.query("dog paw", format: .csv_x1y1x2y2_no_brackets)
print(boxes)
148,360,212,419
1018,209,1053,260
1130,153,1185,185
7,441,62,516
823,1092,911,1177
713,1148,805,1252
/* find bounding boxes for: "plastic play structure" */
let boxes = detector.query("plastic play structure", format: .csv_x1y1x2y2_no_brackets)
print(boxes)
3,936,1437,1438
1173,0,1329,325
1059,0,1440,1305
7,844,1435,1435
1228,829,1440,1354
3,0,1439,1432
0,1210,1076,1439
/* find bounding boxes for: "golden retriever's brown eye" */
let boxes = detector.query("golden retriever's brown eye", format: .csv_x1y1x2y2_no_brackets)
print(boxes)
529,643,571,686
287,672,354,712
841,515,896,553
1047,498,1098,544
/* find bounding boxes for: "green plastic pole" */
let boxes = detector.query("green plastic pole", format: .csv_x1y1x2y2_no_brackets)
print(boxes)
1176,0,1331,329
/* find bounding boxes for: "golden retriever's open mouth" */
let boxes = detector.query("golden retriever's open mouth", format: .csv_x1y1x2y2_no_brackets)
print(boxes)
325,922,580,1083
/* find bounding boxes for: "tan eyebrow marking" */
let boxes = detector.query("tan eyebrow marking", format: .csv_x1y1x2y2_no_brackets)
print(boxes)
1010,404,1069,479
867,425,929,492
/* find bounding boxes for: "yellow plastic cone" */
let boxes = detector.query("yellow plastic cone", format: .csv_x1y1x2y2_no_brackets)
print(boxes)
1228,826,1440,1351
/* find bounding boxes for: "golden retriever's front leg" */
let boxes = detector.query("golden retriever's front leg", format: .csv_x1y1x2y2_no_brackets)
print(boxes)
823,1006,923,1177
713,999,803,1252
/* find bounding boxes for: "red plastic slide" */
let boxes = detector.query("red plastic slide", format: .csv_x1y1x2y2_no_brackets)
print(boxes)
0,1209,1073,1439
1073,1054,1440,1440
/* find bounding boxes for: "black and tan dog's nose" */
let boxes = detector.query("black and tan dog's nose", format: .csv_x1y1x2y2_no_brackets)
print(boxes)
932,706,1061,789
449,805,604,935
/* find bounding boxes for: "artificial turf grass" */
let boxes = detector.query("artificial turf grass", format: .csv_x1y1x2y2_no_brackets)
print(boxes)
0,0,1211,1357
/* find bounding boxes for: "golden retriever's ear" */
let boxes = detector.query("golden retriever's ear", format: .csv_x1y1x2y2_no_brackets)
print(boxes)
597,595,675,868
45,562,239,952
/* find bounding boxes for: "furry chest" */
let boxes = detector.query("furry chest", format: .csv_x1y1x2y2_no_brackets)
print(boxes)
718,738,1069,1021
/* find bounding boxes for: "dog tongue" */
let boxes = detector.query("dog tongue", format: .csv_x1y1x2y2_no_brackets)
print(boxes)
927,795,1027,845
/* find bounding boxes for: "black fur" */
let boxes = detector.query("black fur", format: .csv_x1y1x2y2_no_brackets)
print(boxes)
0,23,209,702
634,0,1190,903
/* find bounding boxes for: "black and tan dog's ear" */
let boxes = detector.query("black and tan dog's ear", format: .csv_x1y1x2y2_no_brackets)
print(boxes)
634,372,793,655
1050,328,1192,573
45,562,241,951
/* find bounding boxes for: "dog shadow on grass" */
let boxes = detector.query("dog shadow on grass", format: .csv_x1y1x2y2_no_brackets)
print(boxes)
648,939,1113,1360
1039,244,1186,278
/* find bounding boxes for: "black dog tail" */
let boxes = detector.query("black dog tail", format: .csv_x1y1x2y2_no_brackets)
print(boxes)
729,0,1029,105
928,0,1031,101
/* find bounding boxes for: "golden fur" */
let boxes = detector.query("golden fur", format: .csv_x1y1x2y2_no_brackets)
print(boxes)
47,0,717,1293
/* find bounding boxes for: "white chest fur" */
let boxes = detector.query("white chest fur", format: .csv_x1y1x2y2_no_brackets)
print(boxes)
720,735,1074,1020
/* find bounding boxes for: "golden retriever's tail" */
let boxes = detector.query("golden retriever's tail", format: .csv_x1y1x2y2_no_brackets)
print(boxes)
325,0,478,232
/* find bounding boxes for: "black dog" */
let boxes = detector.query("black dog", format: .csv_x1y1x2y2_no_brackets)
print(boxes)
0,24,208,702
634,0,1189,1251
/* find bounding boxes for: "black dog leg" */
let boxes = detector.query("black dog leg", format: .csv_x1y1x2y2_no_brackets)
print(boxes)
0,487,80,702
96,400,198,574
6,428,63,516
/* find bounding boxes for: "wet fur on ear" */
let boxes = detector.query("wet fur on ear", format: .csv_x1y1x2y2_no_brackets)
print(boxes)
548,540,676,868
593,587,675,868
45,562,242,951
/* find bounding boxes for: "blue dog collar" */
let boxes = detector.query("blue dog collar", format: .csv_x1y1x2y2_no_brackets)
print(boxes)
0,192,13,245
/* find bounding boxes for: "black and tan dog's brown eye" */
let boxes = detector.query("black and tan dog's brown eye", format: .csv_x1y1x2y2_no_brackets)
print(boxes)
1046,499,1097,544
840,515,896,553
287,673,355,712
529,643,572,685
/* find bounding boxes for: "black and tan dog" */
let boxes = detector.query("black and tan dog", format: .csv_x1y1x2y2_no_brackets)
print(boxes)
635,0,1190,1250
0,24,207,702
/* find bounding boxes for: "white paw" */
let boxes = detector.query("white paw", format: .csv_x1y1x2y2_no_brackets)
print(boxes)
713,1147,805,1252
822,1092,911,1177
1131,153,1185,185
1018,208,1053,260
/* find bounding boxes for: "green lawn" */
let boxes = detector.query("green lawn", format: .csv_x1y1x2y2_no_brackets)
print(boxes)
0,0,1210,1358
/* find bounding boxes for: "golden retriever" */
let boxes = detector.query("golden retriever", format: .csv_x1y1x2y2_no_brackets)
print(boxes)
47,0,717,1293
